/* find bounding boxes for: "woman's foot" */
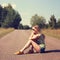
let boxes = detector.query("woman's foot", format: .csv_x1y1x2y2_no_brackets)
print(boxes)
14,51,24,55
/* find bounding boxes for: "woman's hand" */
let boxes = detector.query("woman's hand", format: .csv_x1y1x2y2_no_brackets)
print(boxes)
30,34,41,40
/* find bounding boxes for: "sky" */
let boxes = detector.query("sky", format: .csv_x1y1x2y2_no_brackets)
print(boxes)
0,0,60,26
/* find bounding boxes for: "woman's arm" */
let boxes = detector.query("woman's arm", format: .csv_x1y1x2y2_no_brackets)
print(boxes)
30,34,41,40
29,32,34,40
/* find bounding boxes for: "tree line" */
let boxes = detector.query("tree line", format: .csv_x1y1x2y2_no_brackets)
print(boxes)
30,14,60,29
0,4,30,29
0,4,60,29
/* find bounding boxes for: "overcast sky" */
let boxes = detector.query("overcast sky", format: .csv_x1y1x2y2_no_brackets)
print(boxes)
0,0,60,26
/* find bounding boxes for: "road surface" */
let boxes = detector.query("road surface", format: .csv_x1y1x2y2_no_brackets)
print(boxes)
0,30,60,60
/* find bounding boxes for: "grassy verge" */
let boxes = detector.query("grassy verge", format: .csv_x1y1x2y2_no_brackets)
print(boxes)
0,28,14,38
42,29,60,39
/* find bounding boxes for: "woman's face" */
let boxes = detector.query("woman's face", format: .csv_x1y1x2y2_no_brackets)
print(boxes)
32,27,40,34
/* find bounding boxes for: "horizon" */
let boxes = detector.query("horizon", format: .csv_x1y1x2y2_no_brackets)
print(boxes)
0,0,60,26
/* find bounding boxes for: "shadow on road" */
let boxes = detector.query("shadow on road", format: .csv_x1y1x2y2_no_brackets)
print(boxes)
16,50,60,55
45,50,60,53
26,49,60,54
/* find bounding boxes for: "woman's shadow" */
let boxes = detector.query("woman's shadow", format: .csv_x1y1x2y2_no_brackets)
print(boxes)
45,49,60,53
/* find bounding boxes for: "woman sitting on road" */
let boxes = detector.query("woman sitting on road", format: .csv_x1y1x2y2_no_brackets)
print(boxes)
14,25,45,55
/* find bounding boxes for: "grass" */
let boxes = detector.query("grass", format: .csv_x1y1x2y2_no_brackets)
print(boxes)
0,28,60,40
42,29,60,39
0,28,14,38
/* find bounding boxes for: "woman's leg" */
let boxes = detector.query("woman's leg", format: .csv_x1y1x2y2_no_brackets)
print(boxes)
20,40,40,53
31,40,40,52
14,40,31,55
20,40,32,52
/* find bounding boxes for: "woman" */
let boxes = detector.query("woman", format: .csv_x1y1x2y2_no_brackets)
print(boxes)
14,25,45,55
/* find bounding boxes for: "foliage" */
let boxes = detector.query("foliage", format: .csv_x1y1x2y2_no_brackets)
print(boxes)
49,15,57,29
30,14,46,28
18,23,23,29
0,4,21,29
23,25,30,29
57,18,60,28
0,5,3,27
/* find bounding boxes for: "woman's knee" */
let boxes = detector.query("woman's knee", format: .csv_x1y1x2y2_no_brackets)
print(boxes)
28,40,33,45
29,40,34,43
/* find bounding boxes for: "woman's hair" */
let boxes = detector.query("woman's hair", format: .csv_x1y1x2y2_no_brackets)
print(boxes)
32,25,41,31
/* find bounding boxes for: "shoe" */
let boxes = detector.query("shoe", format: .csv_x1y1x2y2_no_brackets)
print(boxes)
14,51,24,55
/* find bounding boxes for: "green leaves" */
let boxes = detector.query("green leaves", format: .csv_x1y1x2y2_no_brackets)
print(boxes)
0,4,21,29
49,15,57,29
30,14,46,28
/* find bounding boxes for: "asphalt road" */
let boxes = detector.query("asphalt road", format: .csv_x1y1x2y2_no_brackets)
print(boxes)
0,30,60,60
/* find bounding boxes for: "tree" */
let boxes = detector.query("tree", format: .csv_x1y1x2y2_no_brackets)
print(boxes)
0,5,3,27
23,25,30,29
49,15,57,29
1,4,21,29
12,12,21,29
57,18,60,28
18,23,23,29
45,23,49,29
30,14,46,28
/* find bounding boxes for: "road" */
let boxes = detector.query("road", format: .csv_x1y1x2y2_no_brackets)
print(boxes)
0,30,60,60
